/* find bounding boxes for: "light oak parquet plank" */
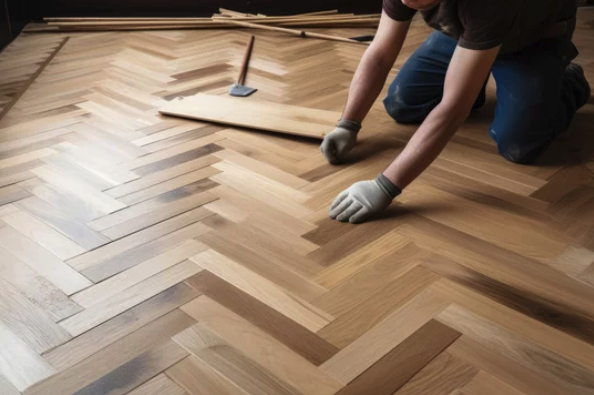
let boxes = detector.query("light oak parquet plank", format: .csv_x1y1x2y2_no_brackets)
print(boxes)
14,196,110,250
128,374,187,395
80,220,211,283
191,249,333,332
173,323,302,395
448,336,574,395
0,321,56,392
43,283,199,371
181,296,343,395
26,310,195,395
437,305,594,394
336,319,460,395
32,164,127,214
430,277,594,374
0,245,82,322
0,277,71,354
105,154,220,199
67,206,211,273
0,374,20,395
186,271,339,366
393,352,478,395
318,266,439,349
1,210,87,260
66,340,188,395
198,230,327,301
71,240,207,308
462,371,528,395
0,225,92,295
320,288,450,385
59,261,203,337
166,356,245,395
160,93,340,140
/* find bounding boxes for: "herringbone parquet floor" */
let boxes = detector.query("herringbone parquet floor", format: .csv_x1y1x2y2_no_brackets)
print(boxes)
0,9,593,395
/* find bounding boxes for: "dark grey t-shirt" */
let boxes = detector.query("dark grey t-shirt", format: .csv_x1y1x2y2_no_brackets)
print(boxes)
383,0,573,54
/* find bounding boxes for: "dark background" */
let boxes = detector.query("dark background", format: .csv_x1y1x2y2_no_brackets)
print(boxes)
1,0,381,50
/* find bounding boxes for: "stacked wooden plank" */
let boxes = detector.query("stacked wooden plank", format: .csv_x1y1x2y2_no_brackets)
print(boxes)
26,9,380,32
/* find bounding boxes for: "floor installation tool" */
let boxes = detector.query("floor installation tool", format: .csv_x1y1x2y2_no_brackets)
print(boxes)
230,35,257,97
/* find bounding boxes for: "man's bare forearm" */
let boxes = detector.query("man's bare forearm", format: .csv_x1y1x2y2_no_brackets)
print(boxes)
342,19,410,122
383,103,468,189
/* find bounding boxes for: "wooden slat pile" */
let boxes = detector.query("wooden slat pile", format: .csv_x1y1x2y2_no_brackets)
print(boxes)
25,9,380,32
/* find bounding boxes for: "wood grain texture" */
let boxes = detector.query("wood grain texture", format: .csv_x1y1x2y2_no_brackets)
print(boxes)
336,319,460,395
166,356,244,395
320,288,449,384
186,271,339,366
0,12,592,394
181,296,343,395
128,374,186,395
59,261,203,336
43,283,199,370
0,321,56,392
160,93,340,140
394,352,478,395
191,249,333,332
0,225,92,295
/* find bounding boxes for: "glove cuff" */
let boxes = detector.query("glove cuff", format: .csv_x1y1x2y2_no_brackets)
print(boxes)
376,173,402,200
337,119,362,134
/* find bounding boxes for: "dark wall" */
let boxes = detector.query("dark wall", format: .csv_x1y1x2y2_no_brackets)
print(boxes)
0,0,11,50
1,0,380,51
29,1,380,19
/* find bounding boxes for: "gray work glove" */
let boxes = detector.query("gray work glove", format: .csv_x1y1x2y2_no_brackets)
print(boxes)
320,119,362,165
330,173,401,224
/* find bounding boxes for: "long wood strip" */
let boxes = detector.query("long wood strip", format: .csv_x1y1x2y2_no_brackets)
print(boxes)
181,296,343,395
0,225,92,295
173,323,302,395
320,288,450,385
160,94,341,140
186,271,339,366
0,321,56,392
191,249,333,332
59,261,203,336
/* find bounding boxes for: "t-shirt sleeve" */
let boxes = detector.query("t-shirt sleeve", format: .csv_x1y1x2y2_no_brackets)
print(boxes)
458,0,517,50
382,0,417,22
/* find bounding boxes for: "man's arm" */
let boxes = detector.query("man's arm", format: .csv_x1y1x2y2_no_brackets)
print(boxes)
383,44,500,189
329,44,500,223
342,12,411,122
320,12,410,164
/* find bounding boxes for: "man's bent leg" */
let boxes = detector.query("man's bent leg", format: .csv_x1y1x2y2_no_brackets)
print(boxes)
489,7,590,164
383,32,456,124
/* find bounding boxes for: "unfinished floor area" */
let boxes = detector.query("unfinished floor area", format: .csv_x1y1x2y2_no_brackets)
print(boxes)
0,9,594,395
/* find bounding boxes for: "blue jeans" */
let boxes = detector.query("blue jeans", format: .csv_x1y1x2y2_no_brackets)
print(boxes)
383,12,589,163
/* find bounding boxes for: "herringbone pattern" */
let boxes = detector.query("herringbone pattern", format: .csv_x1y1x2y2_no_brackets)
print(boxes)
0,9,593,395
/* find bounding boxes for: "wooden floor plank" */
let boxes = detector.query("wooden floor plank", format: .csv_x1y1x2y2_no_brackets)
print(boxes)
336,319,460,395
181,296,343,395
43,283,198,371
128,374,187,395
320,288,449,385
59,261,203,337
186,271,339,366
0,321,56,392
0,225,92,295
173,323,302,395
190,249,333,332
393,352,478,395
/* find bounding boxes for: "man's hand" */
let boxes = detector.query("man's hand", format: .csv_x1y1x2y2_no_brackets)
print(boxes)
320,120,361,164
330,174,401,224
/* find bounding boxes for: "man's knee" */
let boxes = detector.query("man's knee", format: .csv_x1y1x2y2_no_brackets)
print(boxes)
492,129,542,164
383,85,435,124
